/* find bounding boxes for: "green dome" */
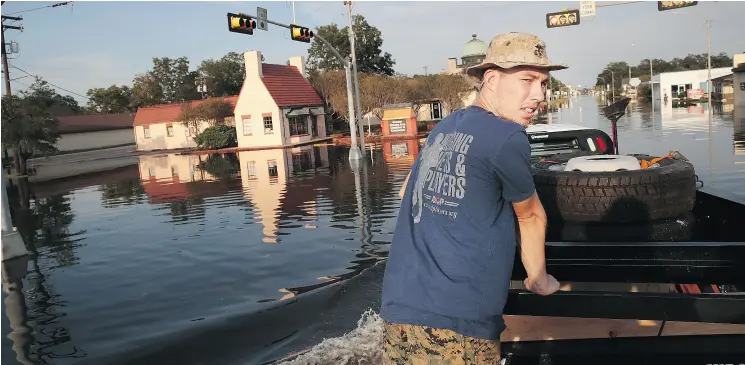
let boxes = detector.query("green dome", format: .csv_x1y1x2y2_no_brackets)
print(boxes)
462,34,487,58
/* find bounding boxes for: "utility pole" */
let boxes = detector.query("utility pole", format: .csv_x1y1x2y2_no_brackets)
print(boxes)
2,15,23,97
423,65,428,76
650,59,654,114
706,19,712,123
345,1,365,156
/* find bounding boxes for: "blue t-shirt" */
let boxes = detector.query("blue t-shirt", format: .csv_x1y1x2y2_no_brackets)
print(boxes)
380,105,536,340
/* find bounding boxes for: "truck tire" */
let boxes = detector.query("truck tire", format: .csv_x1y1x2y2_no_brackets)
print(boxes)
532,154,697,223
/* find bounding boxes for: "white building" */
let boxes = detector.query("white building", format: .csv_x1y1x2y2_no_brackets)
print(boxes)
651,67,733,103
733,53,745,108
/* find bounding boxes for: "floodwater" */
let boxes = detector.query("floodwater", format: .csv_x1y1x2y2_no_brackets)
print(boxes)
2,95,743,365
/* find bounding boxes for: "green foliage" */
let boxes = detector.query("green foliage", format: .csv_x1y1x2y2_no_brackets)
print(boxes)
177,97,234,134
196,153,240,179
131,56,201,108
594,53,734,90
307,15,395,75
2,78,65,174
193,124,237,150
86,85,135,113
197,52,245,97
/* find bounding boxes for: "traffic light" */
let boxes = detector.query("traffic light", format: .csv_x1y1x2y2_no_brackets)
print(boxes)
657,1,697,11
546,9,580,28
227,12,256,35
290,24,313,43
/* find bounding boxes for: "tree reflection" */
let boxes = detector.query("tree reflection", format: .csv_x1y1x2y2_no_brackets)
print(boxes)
98,179,146,207
196,153,240,180
4,177,85,363
7,178,84,268
168,197,207,222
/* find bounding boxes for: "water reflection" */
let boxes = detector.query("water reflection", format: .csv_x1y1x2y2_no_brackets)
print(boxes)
237,145,330,243
2,143,417,365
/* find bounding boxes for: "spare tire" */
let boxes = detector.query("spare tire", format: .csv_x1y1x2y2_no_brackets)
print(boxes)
532,154,697,223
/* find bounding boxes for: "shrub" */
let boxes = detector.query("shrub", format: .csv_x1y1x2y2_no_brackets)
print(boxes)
194,124,237,150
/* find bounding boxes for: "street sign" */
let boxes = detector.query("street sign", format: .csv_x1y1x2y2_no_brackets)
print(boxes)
579,1,596,17
257,6,268,31
629,78,641,87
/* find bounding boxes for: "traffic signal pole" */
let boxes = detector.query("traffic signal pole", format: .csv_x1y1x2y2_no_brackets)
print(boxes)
241,14,363,160
345,1,365,155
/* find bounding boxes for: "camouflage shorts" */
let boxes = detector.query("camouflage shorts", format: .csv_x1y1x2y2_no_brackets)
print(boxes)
382,321,501,364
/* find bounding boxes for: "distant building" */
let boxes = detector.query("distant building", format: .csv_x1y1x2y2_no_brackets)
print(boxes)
234,51,327,149
733,53,745,108
711,74,734,103
55,113,135,152
9,112,135,156
443,34,488,75
133,50,328,152
651,67,733,103
134,96,239,152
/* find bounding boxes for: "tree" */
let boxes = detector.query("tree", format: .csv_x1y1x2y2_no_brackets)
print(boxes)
307,15,395,75
194,124,237,150
430,74,473,114
176,97,234,134
308,69,348,121
359,73,411,120
196,52,245,97
86,85,135,114
1,78,62,175
131,56,201,107
131,73,164,108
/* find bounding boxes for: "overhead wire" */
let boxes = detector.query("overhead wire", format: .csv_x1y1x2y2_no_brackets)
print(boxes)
4,1,73,15
10,65,89,100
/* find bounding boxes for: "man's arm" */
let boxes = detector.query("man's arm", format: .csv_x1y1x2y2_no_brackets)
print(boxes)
513,193,558,295
493,131,559,296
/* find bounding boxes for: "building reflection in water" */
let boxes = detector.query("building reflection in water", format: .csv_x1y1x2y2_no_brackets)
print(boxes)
734,105,744,156
237,145,330,243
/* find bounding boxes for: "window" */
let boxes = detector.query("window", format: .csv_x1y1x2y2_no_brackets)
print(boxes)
144,126,151,138
263,116,274,133
430,101,442,120
268,160,278,178
242,117,252,135
288,116,308,136
167,125,174,137
246,161,257,179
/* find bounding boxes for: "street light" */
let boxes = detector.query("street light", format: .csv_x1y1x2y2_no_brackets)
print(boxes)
605,68,615,100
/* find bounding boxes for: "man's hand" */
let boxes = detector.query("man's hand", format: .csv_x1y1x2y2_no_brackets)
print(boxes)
524,273,560,296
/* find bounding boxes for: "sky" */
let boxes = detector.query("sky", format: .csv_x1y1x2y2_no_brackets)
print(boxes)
2,0,745,105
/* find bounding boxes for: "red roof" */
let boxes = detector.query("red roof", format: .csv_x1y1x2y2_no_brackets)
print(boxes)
57,113,135,133
133,96,239,127
260,64,323,107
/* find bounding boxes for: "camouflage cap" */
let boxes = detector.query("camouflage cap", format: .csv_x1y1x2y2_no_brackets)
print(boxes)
465,32,567,86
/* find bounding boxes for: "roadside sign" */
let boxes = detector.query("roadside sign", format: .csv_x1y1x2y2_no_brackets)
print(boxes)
580,1,596,17
257,6,268,31
629,78,641,87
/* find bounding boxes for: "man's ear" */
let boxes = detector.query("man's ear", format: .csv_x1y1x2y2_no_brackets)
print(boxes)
482,69,499,92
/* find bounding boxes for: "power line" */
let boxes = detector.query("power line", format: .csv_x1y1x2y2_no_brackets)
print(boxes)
4,1,73,15
10,65,89,99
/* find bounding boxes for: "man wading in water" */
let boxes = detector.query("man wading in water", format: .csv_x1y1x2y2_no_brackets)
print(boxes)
380,32,565,364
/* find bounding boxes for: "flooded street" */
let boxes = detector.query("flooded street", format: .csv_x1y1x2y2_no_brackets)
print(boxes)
2,95,744,365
